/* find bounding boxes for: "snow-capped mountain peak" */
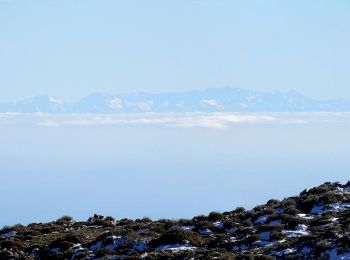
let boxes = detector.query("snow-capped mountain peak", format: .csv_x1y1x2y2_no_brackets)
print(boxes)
1,88,350,113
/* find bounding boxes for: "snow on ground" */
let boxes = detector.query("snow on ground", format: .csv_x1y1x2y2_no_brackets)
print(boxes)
213,221,224,229
156,244,196,251
30,248,39,258
0,230,17,238
271,248,297,256
199,228,213,235
254,240,278,248
310,201,350,215
90,236,124,252
50,248,60,254
329,202,350,212
297,213,315,220
70,244,85,259
179,226,193,231
310,204,325,215
230,237,237,242
282,224,309,237
254,215,268,224
338,187,350,194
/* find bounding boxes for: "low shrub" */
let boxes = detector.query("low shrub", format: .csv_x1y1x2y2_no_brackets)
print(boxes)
56,216,73,224
150,229,203,248
0,224,25,235
95,247,116,258
266,199,280,207
208,212,224,222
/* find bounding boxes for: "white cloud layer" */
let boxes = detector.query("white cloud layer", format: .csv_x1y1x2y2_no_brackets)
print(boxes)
34,113,276,129
1,112,350,129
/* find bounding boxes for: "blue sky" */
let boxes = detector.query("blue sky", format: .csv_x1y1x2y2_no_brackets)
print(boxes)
0,0,349,102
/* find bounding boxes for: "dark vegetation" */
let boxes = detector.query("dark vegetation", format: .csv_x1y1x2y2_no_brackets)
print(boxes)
0,181,349,259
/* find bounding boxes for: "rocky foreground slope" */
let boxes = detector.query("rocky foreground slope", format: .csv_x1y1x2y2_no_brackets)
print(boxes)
1,182,350,259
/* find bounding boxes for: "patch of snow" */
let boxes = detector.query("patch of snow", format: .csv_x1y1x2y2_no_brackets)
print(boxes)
48,96,64,106
50,248,60,254
30,248,39,258
108,98,123,110
297,213,314,220
199,228,212,235
0,230,17,238
271,248,297,256
180,226,193,231
157,244,196,251
337,252,350,259
105,236,125,250
89,237,125,252
70,244,85,260
282,224,309,237
254,215,268,224
310,204,325,214
230,237,237,242
329,202,350,212
88,225,104,229
254,240,277,247
201,99,223,109
296,224,308,231
213,221,224,229
338,186,350,194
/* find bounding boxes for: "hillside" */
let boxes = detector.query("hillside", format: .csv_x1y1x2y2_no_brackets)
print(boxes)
1,182,350,259
2,88,350,113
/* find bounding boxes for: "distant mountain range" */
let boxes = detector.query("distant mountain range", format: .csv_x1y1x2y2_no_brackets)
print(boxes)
1,87,350,113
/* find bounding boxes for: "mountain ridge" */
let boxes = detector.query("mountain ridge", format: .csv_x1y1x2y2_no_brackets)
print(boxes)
2,88,350,113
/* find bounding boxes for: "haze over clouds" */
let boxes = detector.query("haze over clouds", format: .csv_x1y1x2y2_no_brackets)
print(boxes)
1,111,350,225
0,112,348,129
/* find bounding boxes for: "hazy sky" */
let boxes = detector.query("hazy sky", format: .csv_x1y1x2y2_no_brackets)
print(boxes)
1,0,349,102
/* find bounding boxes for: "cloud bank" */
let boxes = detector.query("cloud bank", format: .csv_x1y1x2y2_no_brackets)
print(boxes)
1,112,350,129
34,113,276,129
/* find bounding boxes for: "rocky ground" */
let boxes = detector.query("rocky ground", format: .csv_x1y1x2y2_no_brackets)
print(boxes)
1,181,350,259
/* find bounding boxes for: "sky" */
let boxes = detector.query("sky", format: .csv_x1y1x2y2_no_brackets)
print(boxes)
0,0,349,102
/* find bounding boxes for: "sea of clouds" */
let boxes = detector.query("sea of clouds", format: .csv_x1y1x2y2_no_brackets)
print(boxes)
1,112,350,129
